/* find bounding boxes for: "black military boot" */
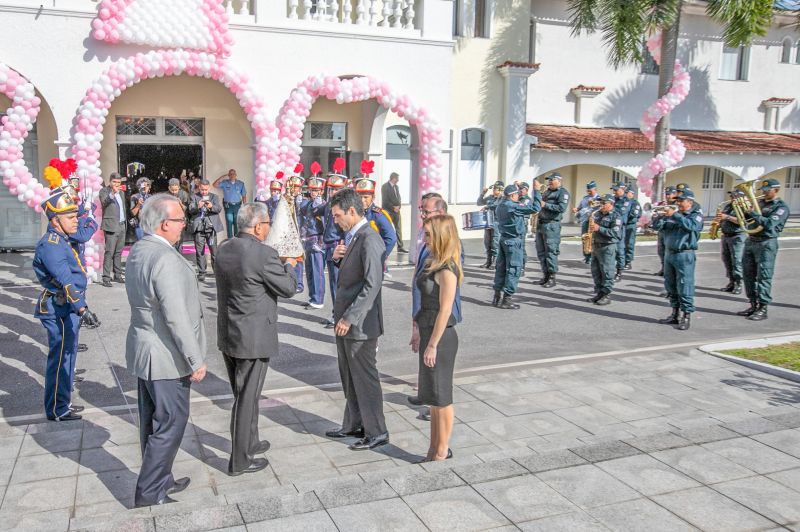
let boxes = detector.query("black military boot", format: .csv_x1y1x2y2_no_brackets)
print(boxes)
542,274,556,288
658,308,680,324
731,280,742,295
677,311,691,330
747,304,768,321
721,281,735,292
485,256,495,270
586,293,601,303
595,294,611,306
537,274,550,286
491,291,501,307
614,269,622,282
624,263,632,271
654,269,664,276
736,302,757,317
498,294,520,310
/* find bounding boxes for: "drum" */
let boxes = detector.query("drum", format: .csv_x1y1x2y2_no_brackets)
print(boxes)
462,210,494,231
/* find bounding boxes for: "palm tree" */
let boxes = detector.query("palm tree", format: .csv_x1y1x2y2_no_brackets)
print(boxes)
566,0,781,201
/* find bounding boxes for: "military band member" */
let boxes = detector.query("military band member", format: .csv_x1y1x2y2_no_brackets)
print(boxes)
715,190,746,295
264,178,284,220
536,173,569,288
653,185,679,276
355,177,397,264
736,178,790,321
320,173,347,328
623,189,642,270
477,181,504,269
653,189,703,331
516,182,537,274
610,182,631,281
588,194,622,305
300,176,327,309
574,181,600,264
33,187,100,421
492,185,540,309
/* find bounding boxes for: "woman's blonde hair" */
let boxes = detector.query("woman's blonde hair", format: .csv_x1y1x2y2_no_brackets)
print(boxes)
423,214,463,284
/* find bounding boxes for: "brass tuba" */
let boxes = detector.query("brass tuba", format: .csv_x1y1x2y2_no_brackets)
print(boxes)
709,181,764,239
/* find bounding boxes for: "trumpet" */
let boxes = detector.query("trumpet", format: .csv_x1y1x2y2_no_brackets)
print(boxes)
708,181,764,240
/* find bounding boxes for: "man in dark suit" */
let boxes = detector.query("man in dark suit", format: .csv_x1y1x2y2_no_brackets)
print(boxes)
215,202,298,475
125,194,207,507
380,172,405,253
187,179,223,282
325,188,389,451
98,172,127,287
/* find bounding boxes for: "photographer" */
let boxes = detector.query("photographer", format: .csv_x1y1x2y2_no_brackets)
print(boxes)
129,177,152,241
188,179,223,282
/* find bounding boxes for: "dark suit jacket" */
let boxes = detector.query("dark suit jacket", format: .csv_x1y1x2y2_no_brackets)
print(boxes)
333,222,385,340
187,192,224,233
381,181,401,210
99,186,126,232
215,234,297,358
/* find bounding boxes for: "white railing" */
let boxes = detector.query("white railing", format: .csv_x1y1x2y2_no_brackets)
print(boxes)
223,0,254,16
287,0,418,30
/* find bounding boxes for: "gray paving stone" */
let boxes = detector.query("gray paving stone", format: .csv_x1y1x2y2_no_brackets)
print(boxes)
453,400,505,423
652,445,757,484
73,516,156,532
702,437,800,474
591,399,658,422
19,429,83,456
314,479,396,509
384,468,464,496
670,424,739,444
78,444,143,475
402,485,510,531
768,467,800,493
722,416,785,436
714,476,800,526
766,411,800,429
516,510,609,531
596,454,701,496
0,508,72,532
653,486,777,532
237,491,322,523
0,435,23,461
245,510,337,532
453,458,528,484
328,497,427,531
588,498,696,532
467,417,538,442
513,449,586,473
553,405,621,431
753,429,800,459
510,412,583,436
623,431,692,453
154,505,244,532
568,440,640,463
472,473,578,523
8,450,79,484
1,476,77,513
292,473,363,494
536,464,639,510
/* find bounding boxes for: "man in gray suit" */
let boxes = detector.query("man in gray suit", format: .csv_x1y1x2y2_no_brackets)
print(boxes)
215,203,298,476
324,188,389,451
99,172,127,287
125,194,207,507
187,179,223,282
381,172,406,253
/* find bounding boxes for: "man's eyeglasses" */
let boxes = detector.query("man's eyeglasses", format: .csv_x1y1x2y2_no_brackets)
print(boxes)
258,221,271,226
420,209,441,216
166,217,187,225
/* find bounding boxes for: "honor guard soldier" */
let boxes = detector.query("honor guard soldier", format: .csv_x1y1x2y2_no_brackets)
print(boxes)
33,187,100,421
610,182,631,281
264,177,284,220
588,194,622,305
653,188,703,331
355,172,397,264
536,172,570,288
300,171,327,309
736,178,790,321
574,181,600,264
715,190,746,295
477,181,504,269
320,160,348,328
492,184,540,309
623,189,642,270
285,171,306,293
653,185,679,276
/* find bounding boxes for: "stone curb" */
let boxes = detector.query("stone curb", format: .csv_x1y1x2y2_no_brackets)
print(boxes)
699,335,800,384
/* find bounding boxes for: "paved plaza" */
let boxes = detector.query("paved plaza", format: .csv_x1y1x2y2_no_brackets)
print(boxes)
0,236,799,530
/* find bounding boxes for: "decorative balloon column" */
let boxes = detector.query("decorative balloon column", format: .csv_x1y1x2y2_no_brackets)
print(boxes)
636,31,691,198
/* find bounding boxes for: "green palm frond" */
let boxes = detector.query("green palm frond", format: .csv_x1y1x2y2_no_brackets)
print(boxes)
706,0,774,46
567,0,601,35
644,0,681,32
598,0,649,67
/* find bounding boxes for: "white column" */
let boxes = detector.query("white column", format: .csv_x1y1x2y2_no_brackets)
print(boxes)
381,0,392,26
343,0,353,23
570,86,603,125
239,0,250,15
497,63,538,182
225,0,234,15
356,0,367,24
288,0,299,18
762,98,793,132
369,0,380,25
330,0,340,21
403,0,415,29
392,0,403,28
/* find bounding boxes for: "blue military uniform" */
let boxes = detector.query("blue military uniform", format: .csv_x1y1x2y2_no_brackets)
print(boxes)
652,190,703,330
300,177,327,308
320,175,348,328
623,196,642,269
740,179,790,321
355,177,397,264
477,181,504,269
718,197,745,294
589,195,622,304
611,184,632,276
653,186,678,276
493,185,540,309
32,187,92,420
536,174,570,287
577,182,600,264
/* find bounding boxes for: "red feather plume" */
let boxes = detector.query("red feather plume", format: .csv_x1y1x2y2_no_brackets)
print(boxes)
310,161,322,176
276,171,285,180
332,157,346,173
293,163,304,175
360,160,375,176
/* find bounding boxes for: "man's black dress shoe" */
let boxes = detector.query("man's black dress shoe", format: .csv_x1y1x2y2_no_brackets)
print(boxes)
113,276,125,283
349,433,389,451
74,376,85,383
70,405,85,413
135,496,177,508
419,412,431,422
77,343,88,352
101,280,113,288
251,440,271,454
323,319,335,329
47,412,82,421
167,477,190,495
325,427,365,439
75,368,86,375
407,395,423,406
228,457,269,476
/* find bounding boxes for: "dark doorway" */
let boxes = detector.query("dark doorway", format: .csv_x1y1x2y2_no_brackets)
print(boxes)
118,144,203,193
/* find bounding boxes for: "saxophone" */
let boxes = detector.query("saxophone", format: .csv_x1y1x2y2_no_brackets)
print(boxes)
580,201,601,255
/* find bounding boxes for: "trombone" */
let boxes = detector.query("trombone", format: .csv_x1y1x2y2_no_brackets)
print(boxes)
709,181,764,239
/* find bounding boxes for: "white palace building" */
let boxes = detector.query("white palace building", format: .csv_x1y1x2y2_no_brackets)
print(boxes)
0,0,798,249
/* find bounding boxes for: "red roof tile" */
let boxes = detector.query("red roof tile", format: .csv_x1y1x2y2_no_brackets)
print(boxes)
763,97,795,104
571,85,605,92
497,61,540,70
527,124,800,153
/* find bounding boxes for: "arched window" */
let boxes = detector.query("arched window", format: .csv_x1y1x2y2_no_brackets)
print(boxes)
384,125,411,205
781,38,793,63
457,128,485,203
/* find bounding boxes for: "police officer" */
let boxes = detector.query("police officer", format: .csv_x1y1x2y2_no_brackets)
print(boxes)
536,173,570,288
492,184,540,309
653,189,703,331
736,178,790,321
574,181,600,264
623,189,642,270
715,190,745,295
588,194,622,305
653,186,679,276
320,173,347,328
610,182,631,281
477,181,504,269
355,177,397,264
516,181,538,274
300,175,327,309
33,187,100,421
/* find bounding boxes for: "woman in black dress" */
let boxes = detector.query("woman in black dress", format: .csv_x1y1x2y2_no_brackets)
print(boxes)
414,214,462,462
